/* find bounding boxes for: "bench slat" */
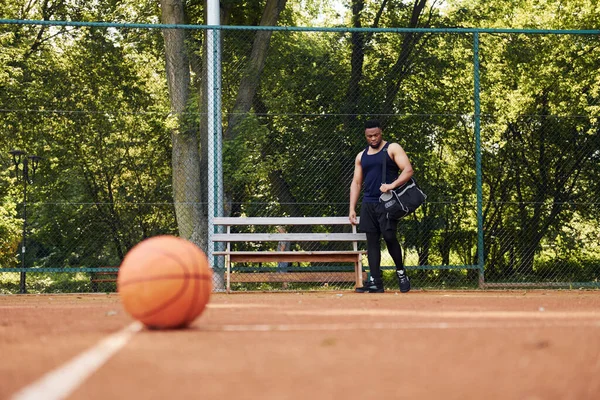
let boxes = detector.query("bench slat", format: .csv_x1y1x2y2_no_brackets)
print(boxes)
212,217,366,292
229,271,366,283
214,217,358,226
212,233,366,242
214,251,364,263
214,251,365,255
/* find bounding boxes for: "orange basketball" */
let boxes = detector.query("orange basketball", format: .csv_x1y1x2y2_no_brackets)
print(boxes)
117,235,212,329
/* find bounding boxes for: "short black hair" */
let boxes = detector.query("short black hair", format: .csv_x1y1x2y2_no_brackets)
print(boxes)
364,119,381,129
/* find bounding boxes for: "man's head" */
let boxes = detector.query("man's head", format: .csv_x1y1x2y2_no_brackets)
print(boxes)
364,119,383,149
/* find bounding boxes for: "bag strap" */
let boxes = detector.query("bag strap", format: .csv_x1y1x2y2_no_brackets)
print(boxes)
381,145,388,185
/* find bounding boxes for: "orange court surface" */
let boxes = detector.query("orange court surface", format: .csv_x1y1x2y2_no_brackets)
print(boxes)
1,290,599,400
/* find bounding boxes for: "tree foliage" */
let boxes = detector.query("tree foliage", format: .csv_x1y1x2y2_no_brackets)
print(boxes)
0,0,598,286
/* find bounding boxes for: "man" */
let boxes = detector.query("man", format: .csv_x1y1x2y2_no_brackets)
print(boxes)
276,226,290,273
349,120,412,293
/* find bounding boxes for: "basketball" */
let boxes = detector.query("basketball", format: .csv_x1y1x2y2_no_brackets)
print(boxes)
117,235,213,329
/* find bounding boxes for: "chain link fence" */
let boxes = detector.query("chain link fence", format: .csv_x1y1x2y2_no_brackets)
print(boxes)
1,22,598,293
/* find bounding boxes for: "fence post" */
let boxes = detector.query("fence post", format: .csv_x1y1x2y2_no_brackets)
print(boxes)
207,1,225,291
473,31,485,288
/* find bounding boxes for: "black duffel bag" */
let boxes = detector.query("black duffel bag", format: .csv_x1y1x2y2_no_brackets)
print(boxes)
379,177,427,220
379,147,427,220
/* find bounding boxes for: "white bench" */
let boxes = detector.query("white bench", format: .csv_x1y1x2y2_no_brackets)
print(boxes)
212,217,367,292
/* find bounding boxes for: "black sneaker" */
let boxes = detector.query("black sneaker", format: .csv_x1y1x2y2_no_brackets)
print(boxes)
396,269,410,293
355,277,384,293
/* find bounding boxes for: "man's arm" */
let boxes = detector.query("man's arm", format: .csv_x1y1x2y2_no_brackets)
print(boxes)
380,143,414,193
349,152,363,225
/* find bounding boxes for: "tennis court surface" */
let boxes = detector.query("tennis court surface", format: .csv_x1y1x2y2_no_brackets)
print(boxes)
2,290,599,399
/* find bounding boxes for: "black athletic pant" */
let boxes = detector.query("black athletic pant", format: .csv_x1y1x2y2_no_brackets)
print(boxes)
366,231,404,282
359,202,405,282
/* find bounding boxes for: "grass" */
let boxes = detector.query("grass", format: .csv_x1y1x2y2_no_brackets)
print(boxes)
0,272,103,294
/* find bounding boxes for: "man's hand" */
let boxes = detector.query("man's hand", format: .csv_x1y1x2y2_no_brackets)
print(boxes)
349,210,358,225
380,183,393,193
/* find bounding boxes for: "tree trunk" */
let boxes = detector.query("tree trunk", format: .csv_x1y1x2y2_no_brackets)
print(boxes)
342,0,387,129
380,0,428,120
160,0,206,250
268,169,304,217
224,0,288,141
417,214,432,266
342,0,365,127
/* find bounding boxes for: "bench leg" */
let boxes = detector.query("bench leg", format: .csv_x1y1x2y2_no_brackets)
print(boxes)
226,254,231,293
355,255,363,288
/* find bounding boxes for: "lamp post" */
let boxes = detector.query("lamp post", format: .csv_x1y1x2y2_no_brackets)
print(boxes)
9,149,41,294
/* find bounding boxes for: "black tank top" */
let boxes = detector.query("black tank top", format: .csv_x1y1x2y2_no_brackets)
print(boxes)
361,142,400,203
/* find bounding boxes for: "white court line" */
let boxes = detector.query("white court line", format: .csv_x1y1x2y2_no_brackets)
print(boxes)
11,322,143,400
202,320,600,332
207,303,269,309
283,309,600,319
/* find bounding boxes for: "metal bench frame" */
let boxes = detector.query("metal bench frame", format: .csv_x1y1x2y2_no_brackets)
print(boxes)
212,217,367,292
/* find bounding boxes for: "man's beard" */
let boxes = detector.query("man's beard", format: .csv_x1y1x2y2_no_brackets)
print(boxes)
369,142,381,149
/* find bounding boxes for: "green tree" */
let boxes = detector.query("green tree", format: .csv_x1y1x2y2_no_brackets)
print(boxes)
1,1,174,268
448,0,600,278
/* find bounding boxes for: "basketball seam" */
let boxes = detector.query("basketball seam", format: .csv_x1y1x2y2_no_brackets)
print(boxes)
118,274,211,288
118,239,211,328
184,243,201,324
121,247,191,322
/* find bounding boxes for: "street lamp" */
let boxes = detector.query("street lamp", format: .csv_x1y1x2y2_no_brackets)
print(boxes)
9,149,41,294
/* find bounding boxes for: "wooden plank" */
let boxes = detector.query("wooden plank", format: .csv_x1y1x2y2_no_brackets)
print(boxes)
229,271,366,283
233,254,360,263
213,251,364,263
212,233,366,242
213,217,359,226
213,251,365,255
91,272,118,283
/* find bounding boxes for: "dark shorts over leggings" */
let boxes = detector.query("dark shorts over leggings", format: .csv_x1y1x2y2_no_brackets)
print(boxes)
358,202,398,233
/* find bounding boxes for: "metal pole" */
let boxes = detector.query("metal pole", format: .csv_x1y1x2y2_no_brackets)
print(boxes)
207,32,215,268
8,150,35,294
207,0,224,290
473,32,485,288
19,158,28,294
